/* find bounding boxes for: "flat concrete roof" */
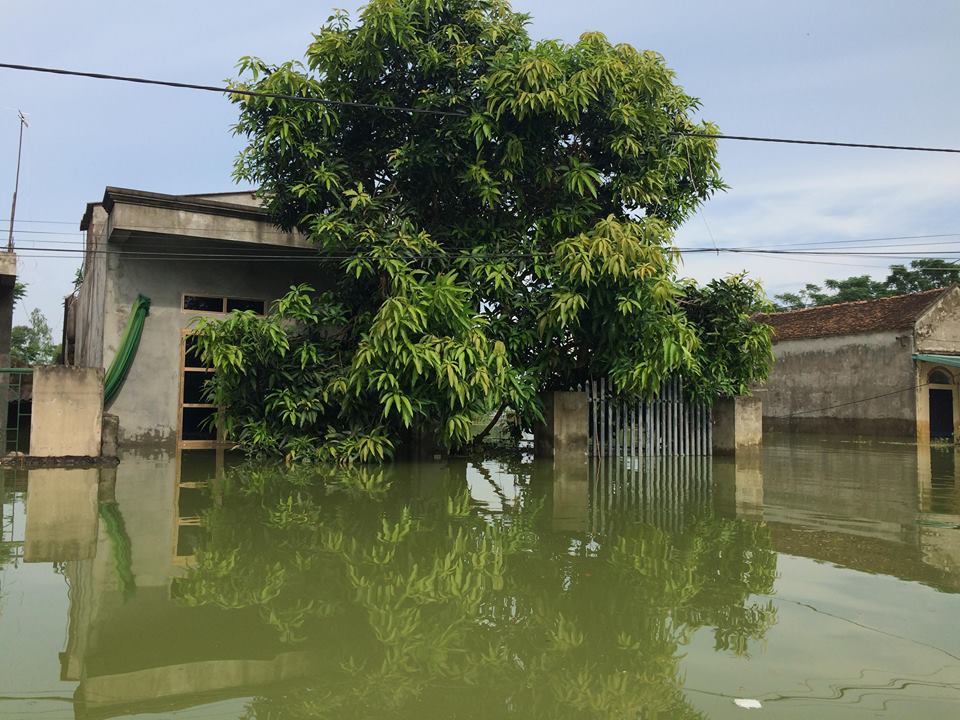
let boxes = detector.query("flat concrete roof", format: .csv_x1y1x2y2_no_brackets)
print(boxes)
80,187,312,251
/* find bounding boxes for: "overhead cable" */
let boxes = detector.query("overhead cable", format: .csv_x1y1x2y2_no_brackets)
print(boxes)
2,62,959,153
0,62,466,117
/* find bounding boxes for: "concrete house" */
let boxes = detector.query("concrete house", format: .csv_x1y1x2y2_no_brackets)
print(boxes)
757,287,960,442
66,187,326,449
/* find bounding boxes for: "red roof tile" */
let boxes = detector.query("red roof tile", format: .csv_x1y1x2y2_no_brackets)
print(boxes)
755,287,952,342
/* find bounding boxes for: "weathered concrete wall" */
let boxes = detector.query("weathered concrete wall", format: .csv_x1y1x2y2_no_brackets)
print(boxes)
74,205,109,369
102,241,327,446
534,391,589,458
915,286,960,354
30,366,104,457
23,468,99,562
762,330,917,437
712,395,762,454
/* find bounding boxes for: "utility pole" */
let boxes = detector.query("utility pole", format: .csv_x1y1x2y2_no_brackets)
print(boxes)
7,110,28,252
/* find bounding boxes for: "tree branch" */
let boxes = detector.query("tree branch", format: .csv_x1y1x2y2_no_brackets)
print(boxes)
471,401,508,446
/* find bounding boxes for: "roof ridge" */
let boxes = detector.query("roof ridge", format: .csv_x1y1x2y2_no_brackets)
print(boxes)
761,285,952,318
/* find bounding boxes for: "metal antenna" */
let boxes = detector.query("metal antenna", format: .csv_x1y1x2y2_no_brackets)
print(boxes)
7,110,28,252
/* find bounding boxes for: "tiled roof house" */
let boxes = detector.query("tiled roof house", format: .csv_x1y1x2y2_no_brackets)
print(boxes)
757,286,960,441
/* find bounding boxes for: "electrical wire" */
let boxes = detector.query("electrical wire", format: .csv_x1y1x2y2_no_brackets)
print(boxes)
6,223,960,252
0,62,467,118
787,383,927,417
679,131,960,154
2,62,960,153
744,233,960,249
10,242,960,268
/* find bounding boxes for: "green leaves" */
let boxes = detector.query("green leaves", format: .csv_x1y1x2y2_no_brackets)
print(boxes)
559,158,601,199
205,0,771,462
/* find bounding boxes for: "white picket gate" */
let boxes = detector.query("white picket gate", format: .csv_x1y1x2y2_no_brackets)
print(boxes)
586,377,712,458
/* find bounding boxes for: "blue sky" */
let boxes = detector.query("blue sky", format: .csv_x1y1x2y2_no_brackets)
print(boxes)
2,0,958,335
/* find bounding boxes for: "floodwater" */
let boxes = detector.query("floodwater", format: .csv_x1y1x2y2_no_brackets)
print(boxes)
2,438,960,719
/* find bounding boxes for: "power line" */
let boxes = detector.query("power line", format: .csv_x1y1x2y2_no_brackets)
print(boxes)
0,62,467,118
681,131,960,154
11,242,960,264
7,221,960,251
787,383,926,417
0,218,76,225
743,232,960,249
734,251,894,270
3,62,960,153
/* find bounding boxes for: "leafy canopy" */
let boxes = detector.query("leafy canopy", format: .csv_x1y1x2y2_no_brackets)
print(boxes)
194,0,772,462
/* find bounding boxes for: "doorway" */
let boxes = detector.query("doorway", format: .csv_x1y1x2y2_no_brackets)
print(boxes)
929,386,955,440
928,368,955,440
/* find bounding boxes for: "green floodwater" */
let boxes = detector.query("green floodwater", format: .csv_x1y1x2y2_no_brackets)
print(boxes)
2,438,960,719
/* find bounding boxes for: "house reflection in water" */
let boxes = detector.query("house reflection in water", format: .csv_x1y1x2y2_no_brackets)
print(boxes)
22,451,315,719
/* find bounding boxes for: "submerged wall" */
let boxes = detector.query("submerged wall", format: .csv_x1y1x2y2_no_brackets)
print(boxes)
762,330,918,437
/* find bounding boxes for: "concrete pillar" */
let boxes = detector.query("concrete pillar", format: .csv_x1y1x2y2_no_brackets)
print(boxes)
30,366,104,457
534,391,588,458
23,467,99,562
712,395,762,455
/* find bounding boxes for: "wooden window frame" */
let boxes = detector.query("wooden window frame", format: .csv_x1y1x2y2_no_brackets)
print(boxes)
177,329,227,451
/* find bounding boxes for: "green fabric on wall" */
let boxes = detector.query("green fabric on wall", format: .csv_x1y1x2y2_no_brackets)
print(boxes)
104,294,151,405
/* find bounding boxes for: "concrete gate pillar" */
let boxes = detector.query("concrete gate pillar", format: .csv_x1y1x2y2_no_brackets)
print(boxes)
30,366,104,457
534,390,589,458
712,395,763,455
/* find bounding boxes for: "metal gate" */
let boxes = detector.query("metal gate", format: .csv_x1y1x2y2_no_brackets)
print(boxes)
0,368,31,454
587,377,711,457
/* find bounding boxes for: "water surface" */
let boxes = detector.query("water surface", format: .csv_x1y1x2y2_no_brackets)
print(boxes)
1,437,959,718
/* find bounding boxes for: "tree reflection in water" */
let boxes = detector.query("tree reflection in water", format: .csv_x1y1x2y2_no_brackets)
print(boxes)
174,463,777,719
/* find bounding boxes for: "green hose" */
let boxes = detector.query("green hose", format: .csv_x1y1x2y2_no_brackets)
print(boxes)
104,294,150,405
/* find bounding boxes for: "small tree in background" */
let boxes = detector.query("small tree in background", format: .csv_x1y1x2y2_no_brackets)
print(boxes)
11,308,58,367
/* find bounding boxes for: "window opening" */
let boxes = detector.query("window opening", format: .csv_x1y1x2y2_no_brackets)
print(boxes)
183,295,265,315
183,295,223,312
226,298,266,314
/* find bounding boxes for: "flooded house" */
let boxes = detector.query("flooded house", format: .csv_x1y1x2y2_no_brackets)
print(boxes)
64,187,326,450
758,286,960,442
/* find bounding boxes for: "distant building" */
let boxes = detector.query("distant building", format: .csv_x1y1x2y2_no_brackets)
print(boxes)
66,187,326,449
757,287,960,442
